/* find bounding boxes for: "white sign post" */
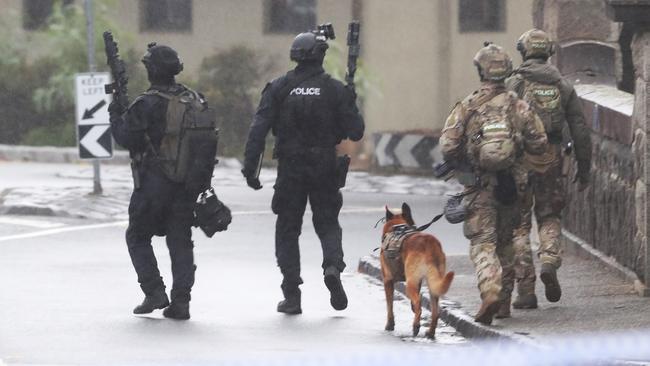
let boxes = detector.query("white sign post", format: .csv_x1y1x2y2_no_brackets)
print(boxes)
75,72,113,160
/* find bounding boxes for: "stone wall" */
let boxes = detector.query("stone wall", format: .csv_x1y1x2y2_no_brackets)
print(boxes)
534,0,650,293
563,85,643,281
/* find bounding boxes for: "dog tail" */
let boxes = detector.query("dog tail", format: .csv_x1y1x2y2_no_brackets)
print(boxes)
439,271,454,295
428,270,454,296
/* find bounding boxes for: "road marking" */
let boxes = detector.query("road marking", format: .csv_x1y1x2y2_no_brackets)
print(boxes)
0,221,128,242
232,207,385,216
0,217,65,229
0,208,386,242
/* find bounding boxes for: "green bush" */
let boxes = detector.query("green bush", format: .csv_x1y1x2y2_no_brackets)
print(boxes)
196,46,276,157
0,0,147,147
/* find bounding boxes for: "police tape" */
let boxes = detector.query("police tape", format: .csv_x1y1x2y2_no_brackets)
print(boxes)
215,330,650,366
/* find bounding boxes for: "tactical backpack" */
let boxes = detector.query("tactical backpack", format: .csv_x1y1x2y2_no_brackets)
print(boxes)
469,92,519,172
521,79,564,137
146,87,218,185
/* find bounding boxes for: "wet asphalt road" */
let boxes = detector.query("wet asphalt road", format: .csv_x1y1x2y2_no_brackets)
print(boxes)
0,182,469,365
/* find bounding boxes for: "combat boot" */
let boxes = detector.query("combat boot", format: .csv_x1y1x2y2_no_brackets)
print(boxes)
512,293,538,309
277,289,302,315
163,302,190,320
474,294,500,325
133,290,169,314
495,297,511,319
540,263,561,302
324,266,348,311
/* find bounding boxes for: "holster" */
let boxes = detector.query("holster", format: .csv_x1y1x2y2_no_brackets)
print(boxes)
336,155,351,189
131,159,142,190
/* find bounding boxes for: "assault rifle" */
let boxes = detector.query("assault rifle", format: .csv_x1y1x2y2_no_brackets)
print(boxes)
346,21,361,88
103,31,142,188
103,31,129,111
434,159,477,186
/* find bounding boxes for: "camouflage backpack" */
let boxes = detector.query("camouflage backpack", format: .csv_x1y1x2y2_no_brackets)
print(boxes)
467,92,520,172
146,87,218,184
521,79,564,136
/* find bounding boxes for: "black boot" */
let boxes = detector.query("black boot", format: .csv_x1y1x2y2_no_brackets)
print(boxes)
324,266,348,311
495,296,511,319
540,263,562,302
163,302,190,320
133,290,169,314
512,293,538,309
277,288,302,315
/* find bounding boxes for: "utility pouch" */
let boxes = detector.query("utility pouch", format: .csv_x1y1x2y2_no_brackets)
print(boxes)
194,188,232,238
494,170,517,206
336,154,351,188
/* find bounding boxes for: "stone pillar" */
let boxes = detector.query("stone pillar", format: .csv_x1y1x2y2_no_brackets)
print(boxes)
633,31,650,295
535,0,620,85
607,0,650,295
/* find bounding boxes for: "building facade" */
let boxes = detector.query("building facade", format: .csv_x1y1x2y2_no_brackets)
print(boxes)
2,0,533,163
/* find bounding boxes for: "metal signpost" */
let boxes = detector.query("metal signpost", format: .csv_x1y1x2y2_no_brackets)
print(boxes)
78,0,112,195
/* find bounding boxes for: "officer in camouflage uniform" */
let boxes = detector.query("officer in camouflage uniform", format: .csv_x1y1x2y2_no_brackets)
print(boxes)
440,43,548,325
109,44,216,320
506,29,592,309
242,30,364,315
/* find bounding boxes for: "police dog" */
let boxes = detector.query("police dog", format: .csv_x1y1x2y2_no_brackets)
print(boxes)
381,203,454,338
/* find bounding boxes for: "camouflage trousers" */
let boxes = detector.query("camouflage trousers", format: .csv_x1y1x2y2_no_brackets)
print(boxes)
512,152,565,296
463,188,519,301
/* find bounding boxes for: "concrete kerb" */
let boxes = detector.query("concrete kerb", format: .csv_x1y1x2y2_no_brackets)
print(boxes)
357,255,538,345
562,230,650,297
0,144,130,165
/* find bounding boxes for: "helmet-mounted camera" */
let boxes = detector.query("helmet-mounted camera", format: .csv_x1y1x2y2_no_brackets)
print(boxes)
290,22,335,62
313,23,336,41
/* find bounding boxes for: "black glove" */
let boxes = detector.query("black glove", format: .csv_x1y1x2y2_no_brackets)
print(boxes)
241,169,262,190
108,100,125,115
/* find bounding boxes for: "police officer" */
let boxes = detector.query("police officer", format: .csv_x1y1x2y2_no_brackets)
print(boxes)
440,43,548,325
109,43,216,320
506,29,592,309
242,29,364,315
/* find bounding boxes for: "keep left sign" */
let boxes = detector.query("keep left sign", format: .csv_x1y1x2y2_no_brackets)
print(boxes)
75,73,113,159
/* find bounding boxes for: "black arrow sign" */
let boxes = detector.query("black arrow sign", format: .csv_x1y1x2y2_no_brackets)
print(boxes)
82,99,107,120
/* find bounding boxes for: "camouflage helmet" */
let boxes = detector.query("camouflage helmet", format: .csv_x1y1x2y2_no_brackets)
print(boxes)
517,29,555,60
473,42,513,82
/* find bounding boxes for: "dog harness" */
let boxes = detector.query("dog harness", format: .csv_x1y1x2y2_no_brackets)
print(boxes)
381,224,419,281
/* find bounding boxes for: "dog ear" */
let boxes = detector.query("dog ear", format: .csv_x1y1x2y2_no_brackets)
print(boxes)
401,202,415,226
385,205,394,220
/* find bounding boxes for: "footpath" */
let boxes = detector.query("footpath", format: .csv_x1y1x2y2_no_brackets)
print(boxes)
360,253,650,343
0,161,457,219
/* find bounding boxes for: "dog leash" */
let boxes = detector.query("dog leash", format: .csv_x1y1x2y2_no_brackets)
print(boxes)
415,213,444,232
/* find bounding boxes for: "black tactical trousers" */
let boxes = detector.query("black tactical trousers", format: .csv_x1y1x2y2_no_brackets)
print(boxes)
125,167,196,303
272,154,345,294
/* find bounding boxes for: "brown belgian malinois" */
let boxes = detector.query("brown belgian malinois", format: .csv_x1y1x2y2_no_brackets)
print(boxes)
381,203,454,338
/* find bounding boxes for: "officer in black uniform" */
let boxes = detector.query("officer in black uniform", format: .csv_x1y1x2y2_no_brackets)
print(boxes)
242,30,365,315
109,44,213,320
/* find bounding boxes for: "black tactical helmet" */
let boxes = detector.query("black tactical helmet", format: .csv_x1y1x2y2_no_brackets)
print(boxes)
290,32,329,62
142,42,184,76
